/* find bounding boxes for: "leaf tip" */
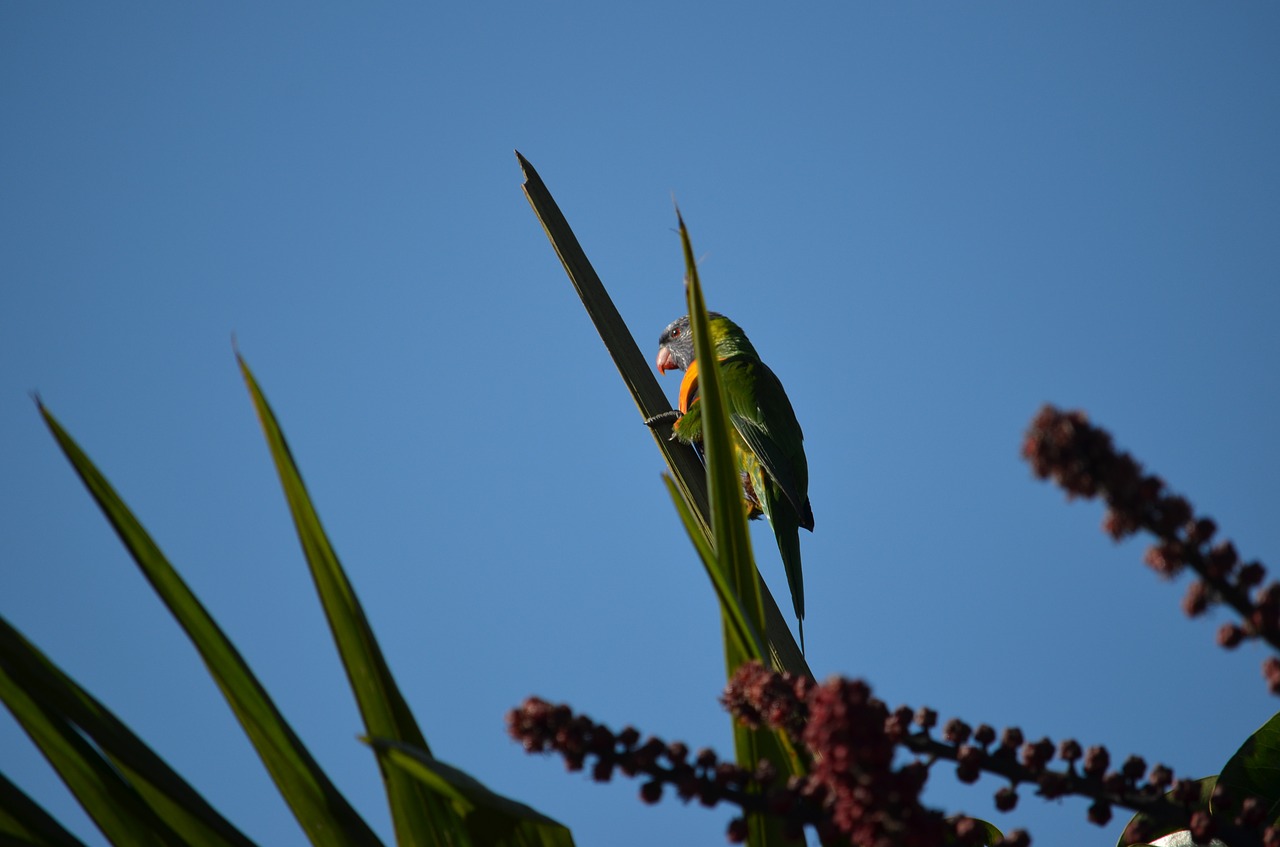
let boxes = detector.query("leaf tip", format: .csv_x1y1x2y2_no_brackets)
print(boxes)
515,150,536,182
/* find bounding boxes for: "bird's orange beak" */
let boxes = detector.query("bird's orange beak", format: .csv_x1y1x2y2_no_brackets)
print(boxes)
656,346,678,375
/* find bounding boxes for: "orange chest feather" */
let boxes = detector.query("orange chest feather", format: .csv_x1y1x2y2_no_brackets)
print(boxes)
678,360,700,413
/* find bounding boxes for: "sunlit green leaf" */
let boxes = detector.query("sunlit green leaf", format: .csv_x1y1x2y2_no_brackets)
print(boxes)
0,768,87,847
373,739,574,847
37,402,382,847
240,355,464,847
0,615,255,847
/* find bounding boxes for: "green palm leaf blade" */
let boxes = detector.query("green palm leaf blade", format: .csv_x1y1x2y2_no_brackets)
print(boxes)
237,355,465,847
0,615,254,847
515,151,710,540
516,152,808,680
0,632,177,847
371,740,574,847
660,475,765,662
677,219,805,847
36,401,383,847
676,214,765,643
0,767,87,847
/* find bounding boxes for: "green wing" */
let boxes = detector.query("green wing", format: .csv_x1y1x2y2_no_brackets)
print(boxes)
721,356,812,529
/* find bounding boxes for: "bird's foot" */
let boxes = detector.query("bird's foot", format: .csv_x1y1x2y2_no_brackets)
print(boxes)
643,409,681,428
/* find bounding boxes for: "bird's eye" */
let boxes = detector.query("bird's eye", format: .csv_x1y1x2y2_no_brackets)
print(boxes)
671,327,681,338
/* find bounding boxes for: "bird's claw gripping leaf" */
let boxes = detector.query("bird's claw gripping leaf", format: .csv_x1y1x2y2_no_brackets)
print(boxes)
644,409,682,429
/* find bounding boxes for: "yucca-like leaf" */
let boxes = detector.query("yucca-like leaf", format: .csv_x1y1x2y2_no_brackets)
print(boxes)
0,614,255,847
0,643,174,847
0,767,87,847
371,739,573,847
37,402,382,847
238,354,466,847
516,152,808,679
660,475,763,660
677,219,805,847
0,616,257,847
676,212,767,645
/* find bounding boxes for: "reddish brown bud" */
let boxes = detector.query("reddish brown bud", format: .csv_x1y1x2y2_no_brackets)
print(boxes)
753,759,776,784
1121,818,1152,844
1238,561,1266,589
1264,657,1280,694
1087,798,1112,826
973,724,996,747
915,707,938,731
1146,764,1173,791
1171,778,1202,805
994,786,1018,812
639,780,662,804
956,757,981,784
954,817,985,845
944,718,972,744
1121,755,1147,781
1210,781,1232,810
1103,509,1139,540
1188,809,1214,842
1159,496,1193,533
1217,623,1246,649
1058,739,1082,763
999,727,1024,752
997,829,1031,847
1018,742,1049,772
1239,796,1266,827
1082,745,1110,778
1144,543,1184,578
1206,541,1239,579
1185,518,1217,545
1182,581,1211,617
886,706,914,738
726,817,748,843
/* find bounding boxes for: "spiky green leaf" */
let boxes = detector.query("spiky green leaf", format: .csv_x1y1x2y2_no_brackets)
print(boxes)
37,402,382,847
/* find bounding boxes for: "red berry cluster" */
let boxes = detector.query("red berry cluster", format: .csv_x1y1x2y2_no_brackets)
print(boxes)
510,661,1277,845
727,663,1280,846
1022,405,1280,690
506,696,773,807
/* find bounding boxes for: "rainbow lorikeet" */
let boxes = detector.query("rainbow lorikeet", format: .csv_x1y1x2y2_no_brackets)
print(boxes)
651,313,814,650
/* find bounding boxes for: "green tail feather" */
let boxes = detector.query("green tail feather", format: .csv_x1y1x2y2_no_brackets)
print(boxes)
771,507,806,654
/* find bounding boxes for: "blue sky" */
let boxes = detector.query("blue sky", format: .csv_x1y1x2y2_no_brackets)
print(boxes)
3,4,1279,846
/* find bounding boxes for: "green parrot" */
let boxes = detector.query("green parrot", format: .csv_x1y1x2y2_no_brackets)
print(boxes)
652,312,814,650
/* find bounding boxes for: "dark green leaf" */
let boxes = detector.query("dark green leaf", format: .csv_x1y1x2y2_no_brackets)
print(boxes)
0,615,254,847
372,739,574,847
0,768,87,847
37,402,382,847
239,355,464,847
517,152,808,678
1219,709,1280,824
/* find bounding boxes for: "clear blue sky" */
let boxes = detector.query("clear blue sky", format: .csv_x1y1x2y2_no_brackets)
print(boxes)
3,5,1279,846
